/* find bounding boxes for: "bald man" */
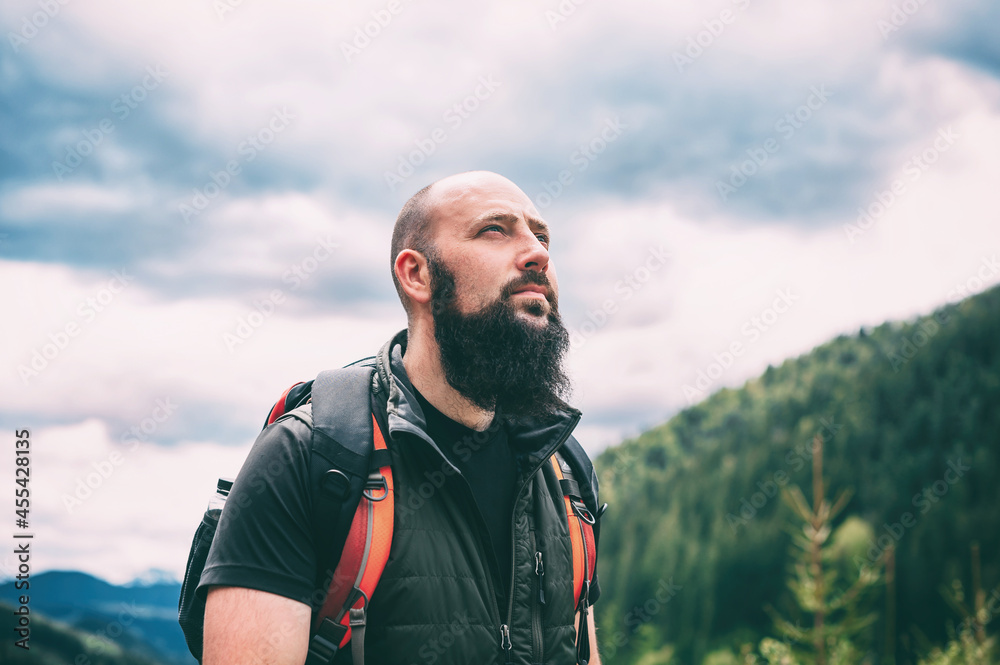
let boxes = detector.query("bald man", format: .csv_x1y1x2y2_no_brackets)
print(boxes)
200,172,603,665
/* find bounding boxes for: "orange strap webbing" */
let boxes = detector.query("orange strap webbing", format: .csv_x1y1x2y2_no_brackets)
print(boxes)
313,415,394,650
550,454,597,609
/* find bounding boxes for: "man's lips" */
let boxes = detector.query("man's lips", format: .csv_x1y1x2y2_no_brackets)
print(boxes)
512,285,548,299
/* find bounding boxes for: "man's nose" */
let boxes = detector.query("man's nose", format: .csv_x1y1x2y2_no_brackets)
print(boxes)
516,229,549,273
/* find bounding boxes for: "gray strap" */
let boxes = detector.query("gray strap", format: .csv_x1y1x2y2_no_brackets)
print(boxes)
311,367,376,476
349,607,367,665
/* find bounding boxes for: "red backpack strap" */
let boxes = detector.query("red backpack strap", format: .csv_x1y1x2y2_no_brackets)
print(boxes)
551,452,597,665
309,415,394,665
266,381,307,426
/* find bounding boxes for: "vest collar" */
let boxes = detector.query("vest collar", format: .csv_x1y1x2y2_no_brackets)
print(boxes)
375,329,582,466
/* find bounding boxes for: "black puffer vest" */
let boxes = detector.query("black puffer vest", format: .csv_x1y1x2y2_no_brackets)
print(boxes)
345,331,585,665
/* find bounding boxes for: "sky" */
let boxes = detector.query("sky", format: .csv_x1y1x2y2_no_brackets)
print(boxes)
1,0,998,585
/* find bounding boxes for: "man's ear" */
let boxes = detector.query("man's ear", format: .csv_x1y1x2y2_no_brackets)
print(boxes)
395,249,431,306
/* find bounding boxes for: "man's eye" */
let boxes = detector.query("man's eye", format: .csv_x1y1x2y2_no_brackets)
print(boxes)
481,224,503,234
536,233,549,245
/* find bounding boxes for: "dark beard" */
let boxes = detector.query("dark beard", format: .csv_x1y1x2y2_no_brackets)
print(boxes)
428,257,572,419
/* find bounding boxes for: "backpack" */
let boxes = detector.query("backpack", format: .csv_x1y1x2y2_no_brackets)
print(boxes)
178,358,604,665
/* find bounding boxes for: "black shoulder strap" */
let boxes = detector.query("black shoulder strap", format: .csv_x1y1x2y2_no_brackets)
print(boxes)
558,434,607,549
309,364,378,612
558,435,602,515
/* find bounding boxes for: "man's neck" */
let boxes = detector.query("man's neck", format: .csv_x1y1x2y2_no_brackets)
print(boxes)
402,324,495,432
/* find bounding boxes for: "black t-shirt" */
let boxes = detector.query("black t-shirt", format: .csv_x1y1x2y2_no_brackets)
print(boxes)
411,388,518,604
200,414,319,605
199,398,600,614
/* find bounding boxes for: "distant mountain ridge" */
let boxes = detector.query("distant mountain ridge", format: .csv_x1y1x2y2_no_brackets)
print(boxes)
1,570,193,665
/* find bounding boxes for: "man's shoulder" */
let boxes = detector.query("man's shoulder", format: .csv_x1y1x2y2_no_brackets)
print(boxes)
270,402,313,430
246,403,315,468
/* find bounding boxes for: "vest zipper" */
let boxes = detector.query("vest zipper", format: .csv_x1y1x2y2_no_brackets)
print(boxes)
402,411,581,664
531,534,544,663
535,551,546,605
500,623,513,663
500,416,580,664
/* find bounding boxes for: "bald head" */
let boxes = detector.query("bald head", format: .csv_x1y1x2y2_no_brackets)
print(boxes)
390,171,537,311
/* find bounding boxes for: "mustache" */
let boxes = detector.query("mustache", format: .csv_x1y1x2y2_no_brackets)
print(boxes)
501,271,556,305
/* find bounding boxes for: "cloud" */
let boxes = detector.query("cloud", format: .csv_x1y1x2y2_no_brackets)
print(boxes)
895,0,1000,80
2,0,996,243
560,101,999,434
2,0,1000,583
0,259,405,444
0,419,249,584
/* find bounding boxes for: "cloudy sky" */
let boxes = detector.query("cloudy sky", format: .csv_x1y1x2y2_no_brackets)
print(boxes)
1,0,998,584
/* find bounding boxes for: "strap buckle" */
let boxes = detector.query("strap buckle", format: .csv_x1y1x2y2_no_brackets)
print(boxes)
363,472,388,501
306,617,348,665
571,499,596,525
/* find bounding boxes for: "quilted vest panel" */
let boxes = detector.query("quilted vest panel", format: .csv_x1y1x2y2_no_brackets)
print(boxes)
340,430,579,665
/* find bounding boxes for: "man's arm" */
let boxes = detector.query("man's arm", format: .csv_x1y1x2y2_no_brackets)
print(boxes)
203,586,311,665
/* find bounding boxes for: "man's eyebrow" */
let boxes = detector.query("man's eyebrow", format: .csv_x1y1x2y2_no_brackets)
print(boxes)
526,216,550,237
471,211,519,226
471,211,550,234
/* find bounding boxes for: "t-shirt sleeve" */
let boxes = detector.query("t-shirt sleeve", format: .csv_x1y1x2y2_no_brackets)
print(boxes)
198,412,318,605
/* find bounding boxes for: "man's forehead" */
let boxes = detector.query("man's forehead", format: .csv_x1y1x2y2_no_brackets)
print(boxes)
426,172,547,233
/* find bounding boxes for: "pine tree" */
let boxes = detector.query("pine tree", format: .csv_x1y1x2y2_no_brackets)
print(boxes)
758,434,880,664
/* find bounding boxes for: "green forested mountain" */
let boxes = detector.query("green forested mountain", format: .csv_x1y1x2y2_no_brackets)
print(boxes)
0,601,167,665
0,571,193,665
594,285,1000,665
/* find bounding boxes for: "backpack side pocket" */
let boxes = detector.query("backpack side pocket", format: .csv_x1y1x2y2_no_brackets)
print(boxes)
178,508,221,662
